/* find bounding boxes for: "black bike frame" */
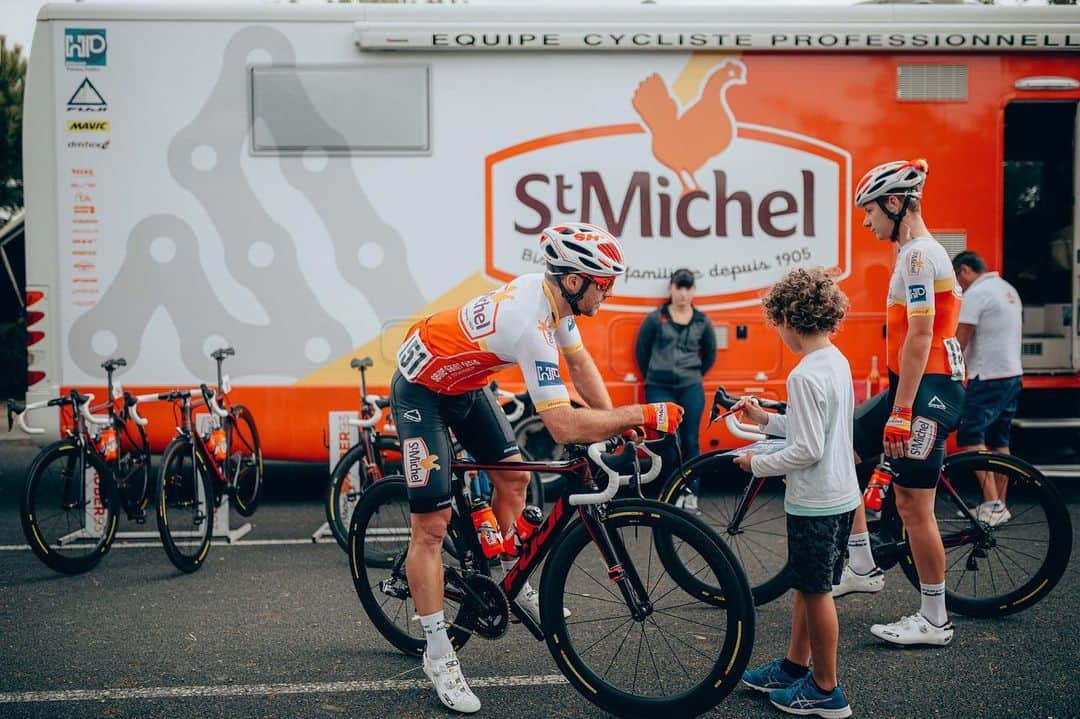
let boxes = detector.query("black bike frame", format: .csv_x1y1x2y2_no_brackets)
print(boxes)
443,455,653,641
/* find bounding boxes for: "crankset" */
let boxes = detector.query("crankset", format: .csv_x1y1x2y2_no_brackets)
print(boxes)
449,573,510,640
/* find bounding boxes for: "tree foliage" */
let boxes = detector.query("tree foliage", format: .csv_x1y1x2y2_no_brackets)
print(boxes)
0,36,26,218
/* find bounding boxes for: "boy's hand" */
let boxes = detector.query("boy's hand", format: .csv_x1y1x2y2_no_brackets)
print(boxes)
732,396,769,426
733,452,754,473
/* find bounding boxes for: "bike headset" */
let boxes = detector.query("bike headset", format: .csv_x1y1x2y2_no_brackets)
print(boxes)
538,223,627,316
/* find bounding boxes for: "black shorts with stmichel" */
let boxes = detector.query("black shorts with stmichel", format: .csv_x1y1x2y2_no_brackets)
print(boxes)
787,511,855,594
390,372,519,514
851,372,964,489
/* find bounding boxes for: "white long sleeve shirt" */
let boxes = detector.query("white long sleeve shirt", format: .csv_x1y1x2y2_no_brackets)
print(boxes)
749,345,861,516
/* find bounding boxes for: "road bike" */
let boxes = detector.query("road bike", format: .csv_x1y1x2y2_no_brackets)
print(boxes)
156,347,263,573
348,433,756,718
659,387,1073,617
10,357,154,574
324,360,542,551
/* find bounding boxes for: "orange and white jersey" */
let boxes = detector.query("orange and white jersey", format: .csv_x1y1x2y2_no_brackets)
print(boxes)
396,274,583,410
886,237,965,380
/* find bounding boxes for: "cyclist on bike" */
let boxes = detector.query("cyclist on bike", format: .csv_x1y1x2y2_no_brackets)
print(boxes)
841,159,965,647
391,222,685,713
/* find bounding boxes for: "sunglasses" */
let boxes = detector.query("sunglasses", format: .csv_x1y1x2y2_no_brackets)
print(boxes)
581,274,616,292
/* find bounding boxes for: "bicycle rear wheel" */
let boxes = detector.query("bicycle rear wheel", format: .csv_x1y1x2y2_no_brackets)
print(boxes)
327,436,402,552
659,459,791,605
21,441,119,574
227,405,263,517
116,419,153,515
157,437,214,573
899,452,1073,617
348,476,476,656
540,499,755,718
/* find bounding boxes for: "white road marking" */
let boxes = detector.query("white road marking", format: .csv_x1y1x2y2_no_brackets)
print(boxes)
0,675,570,703
0,538,336,551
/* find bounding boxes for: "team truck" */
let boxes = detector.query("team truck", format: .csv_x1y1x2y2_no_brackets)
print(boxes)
18,2,1080,472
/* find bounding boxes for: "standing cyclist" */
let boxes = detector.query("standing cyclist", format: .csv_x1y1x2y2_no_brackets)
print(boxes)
391,223,685,713
844,159,966,646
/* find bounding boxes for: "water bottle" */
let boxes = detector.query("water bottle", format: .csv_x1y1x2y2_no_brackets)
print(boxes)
210,428,227,461
502,505,543,557
863,461,895,512
97,428,118,461
470,499,504,559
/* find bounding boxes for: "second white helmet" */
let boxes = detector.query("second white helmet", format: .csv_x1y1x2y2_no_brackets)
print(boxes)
854,159,929,206
539,223,626,276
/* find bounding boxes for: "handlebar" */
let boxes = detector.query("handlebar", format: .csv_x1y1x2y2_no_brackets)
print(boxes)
568,434,668,506
6,391,107,435
349,394,388,429
709,385,787,441
495,388,525,423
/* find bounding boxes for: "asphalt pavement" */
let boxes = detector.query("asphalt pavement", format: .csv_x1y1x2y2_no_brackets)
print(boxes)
0,438,1077,719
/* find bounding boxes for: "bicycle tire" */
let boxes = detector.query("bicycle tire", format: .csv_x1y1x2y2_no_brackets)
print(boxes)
21,440,119,575
348,476,476,657
539,499,755,718
898,451,1073,618
157,436,214,573
116,418,153,514
659,456,792,606
227,405,263,517
327,436,403,552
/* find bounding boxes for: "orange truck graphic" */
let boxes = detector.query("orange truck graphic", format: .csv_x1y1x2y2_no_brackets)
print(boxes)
21,3,1080,462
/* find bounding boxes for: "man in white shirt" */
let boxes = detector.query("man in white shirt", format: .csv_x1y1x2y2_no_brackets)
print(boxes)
953,251,1024,527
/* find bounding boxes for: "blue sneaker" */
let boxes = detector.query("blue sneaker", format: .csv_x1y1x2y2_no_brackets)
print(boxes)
742,658,807,693
769,674,852,718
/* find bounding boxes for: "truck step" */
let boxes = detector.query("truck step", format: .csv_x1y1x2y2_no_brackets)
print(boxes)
1033,464,1080,479
1012,418,1080,429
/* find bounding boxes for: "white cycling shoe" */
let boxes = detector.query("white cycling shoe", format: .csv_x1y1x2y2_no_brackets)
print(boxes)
423,649,481,714
870,613,954,647
516,587,571,625
832,565,885,598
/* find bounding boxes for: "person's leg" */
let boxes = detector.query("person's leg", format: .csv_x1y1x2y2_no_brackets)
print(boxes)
677,383,704,459
803,592,840,691
894,484,948,624
787,591,811,666
407,508,453,614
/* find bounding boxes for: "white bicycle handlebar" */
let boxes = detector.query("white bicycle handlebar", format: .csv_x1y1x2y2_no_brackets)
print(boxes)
496,389,525,423
569,440,662,506
726,413,767,441
348,395,384,429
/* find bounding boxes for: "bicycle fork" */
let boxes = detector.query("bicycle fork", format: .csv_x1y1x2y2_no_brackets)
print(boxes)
581,509,653,622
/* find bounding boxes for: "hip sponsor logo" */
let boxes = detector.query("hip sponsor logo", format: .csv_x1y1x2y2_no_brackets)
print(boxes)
67,120,110,133
65,28,107,68
907,416,937,460
403,437,440,488
487,58,850,310
535,360,563,387
908,284,928,303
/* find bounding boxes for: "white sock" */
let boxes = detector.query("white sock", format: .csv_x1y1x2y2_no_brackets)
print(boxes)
420,610,453,659
499,558,517,579
919,582,947,626
847,532,875,574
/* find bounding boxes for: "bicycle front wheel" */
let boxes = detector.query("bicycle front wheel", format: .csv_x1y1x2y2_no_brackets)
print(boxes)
21,441,119,574
348,476,476,657
157,437,214,573
540,499,755,718
659,458,791,606
899,452,1073,617
227,405,263,517
326,443,376,552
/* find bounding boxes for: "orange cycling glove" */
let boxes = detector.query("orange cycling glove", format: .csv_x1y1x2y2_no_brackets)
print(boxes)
640,402,684,434
883,405,912,446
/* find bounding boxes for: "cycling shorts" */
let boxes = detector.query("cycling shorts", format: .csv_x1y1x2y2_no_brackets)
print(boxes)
852,372,964,489
390,371,519,514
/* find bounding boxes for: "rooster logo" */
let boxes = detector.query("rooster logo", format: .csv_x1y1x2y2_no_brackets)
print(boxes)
632,59,747,195
419,454,441,472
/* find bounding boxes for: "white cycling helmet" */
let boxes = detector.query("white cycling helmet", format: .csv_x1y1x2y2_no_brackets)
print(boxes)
854,158,929,206
539,223,627,277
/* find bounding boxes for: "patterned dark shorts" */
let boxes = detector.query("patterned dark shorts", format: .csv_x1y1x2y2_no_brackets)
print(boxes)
787,511,855,594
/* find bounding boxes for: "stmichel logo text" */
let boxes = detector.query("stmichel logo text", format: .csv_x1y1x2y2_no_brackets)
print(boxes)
65,29,107,68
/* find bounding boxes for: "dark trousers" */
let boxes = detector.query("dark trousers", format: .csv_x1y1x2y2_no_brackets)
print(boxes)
645,382,705,492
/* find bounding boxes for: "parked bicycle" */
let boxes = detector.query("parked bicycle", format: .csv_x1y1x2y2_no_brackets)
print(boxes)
348,433,755,717
323,360,541,551
156,347,263,573
9,357,154,574
659,386,1073,617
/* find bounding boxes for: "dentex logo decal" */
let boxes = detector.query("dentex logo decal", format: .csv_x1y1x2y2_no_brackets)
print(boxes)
65,28,107,68
486,57,852,310
67,78,107,112
67,120,110,133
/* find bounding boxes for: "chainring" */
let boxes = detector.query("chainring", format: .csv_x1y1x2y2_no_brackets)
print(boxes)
461,574,510,640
